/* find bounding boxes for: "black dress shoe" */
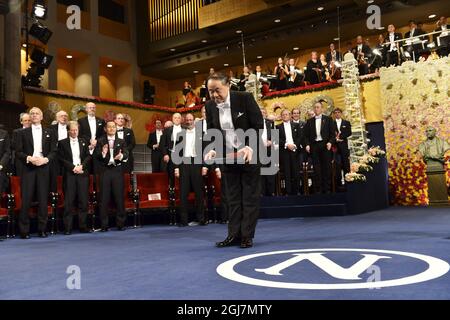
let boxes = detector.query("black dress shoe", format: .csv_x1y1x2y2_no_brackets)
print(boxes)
79,228,92,234
240,238,253,248
177,223,188,227
64,231,72,236
20,233,30,239
117,226,127,231
100,227,109,232
38,232,48,238
216,236,240,248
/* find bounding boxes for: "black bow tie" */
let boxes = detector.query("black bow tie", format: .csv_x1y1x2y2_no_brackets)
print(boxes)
117,129,124,132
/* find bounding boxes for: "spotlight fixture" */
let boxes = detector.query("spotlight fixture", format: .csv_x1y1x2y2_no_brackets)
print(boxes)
428,14,436,19
22,63,45,87
32,0,47,20
274,19,281,23
236,30,242,34
170,48,176,52
30,48,53,69
293,47,299,51
29,22,52,44
367,0,374,3
107,64,113,68
257,55,263,59
201,39,208,43
317,6,324,11
193,70,199,74
66,55,73,59
223,63,229,67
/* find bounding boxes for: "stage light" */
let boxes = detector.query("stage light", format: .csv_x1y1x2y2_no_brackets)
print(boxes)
223,63,229,67
66,55,73,59
257,55,263,59
317,7,324,11
293,47,299,51
428,14,436,19
29,22,52,44
32,0,47,20
22,62,46,88
30,48,53,68
201,39,208,43
193,70,199,74
367,0,374,3
274,19,281,23
170,48,176,52
107,64,113,68
236,30,242,34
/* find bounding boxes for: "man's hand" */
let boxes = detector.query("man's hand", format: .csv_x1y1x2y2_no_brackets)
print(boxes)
153,144,159,150
204,150,217,161
114,150,123,161
306,145,311,153
163,155,170,163
34,157,49,167
215,168,221,180
264,140,273,147
174,168,180,178
287,144,297,151
326,142,332,151
202,167,208,176
102,144,109,156
90,138,97,148
237,146,253,163
73,165,83,174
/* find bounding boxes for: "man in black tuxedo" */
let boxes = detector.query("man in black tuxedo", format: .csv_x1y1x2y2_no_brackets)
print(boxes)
11,113,31,176
404,20,428,62
326,43,342,65
172,113,208,227
0,128,10,194
114,113,136,173
434,16,450,57
49,110,69,192
353,35,372,76
260,107,276,196
95,121,129,231
78,102,105,174
305,102,335,194
287,58,304,89
58,121,92,234
385,24,403,67
147,119,164,173
160,113,183,187
15,107,57,238
332,108,352,189
277,109,303,195
204,73,264,249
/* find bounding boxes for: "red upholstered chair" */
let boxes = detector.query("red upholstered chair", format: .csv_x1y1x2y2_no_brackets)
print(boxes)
0,192,11,239
123,173,140,228
135,173,172,224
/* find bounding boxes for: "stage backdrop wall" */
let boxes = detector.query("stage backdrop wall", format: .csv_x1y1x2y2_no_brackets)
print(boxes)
380,57,450,206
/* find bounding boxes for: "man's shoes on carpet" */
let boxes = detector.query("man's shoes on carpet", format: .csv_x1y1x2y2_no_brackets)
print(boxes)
216,236,241,248
64,230,72,235
38,231,48,238
100,227,109,232
240,238,253,248
177,223,188,227
117,226,127,231
20,233,30,239
79,228,92,233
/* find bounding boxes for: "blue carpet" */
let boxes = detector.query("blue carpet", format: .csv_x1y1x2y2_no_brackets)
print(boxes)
1,206,450,300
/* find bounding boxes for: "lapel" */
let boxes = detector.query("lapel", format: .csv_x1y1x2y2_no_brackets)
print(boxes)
321,116,326,132
230,91,239,129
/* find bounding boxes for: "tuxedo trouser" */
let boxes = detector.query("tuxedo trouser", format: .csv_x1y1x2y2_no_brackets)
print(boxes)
19,165,50,234
311,141,332,193
224,164,261,239
179,162,204,225
336,142,350,185
151,150,164,173
99,166,126,228
63,173,89,231
280,149,300,195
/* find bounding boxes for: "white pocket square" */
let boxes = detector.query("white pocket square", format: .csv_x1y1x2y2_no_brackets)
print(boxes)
237,112,244,118
127,133,130,136
46,135,50,138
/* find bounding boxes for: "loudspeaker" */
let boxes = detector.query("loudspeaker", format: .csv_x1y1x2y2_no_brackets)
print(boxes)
143,80,155,104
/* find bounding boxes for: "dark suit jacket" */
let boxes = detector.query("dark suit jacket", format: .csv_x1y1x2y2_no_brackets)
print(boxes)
78,116,106,142
205,91,264,152
276,121,304,151
116,127,135,162
94,136,129,168
147,130,164,151
384,33,403,51
433,25,450,44
0,129,10,169
57,137,91,175
49,123,69,143
305,115,335,146
15,126,57,166
333,119,352,142
160,126,183,157
353,44,372,61
326,51,342,64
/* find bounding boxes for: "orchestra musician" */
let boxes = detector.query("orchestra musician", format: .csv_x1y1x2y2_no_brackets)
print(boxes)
434,16,450,57
305,51,324,85
385,24,403,67
274,57,289,91
319,54,331,81
287,58,303,88
353,35,372,76
404,20,428,62
239,66,252,92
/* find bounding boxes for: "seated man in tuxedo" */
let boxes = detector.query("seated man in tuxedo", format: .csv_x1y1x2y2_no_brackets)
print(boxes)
277,109,303,195
114,113,136,173
404,20,428,62
95,121,129,232
58,121,92,234
147,119,164,173
434,16,450,57
332,108,352,189
305,102,335,194
15,107,57,238
0,128,10,194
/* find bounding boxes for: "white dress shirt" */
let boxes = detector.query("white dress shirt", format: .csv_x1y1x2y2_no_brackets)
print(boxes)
441,25,448,37
70,137,81,166
31,124,43,157
217,94,240,149
184,128,196,158
58,123,68,141
283,122,295,148
156,129,163,144
389,33,397,52
202,119,207,134
261,120,268,145
256,72,261,81
107,136,115,165
335,118,342,133
88,115,97,139
357,44,363,52
315,116,323,141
